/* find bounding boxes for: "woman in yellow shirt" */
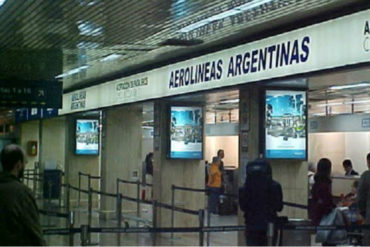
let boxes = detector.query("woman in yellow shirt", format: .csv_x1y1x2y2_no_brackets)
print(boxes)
207,156,222,214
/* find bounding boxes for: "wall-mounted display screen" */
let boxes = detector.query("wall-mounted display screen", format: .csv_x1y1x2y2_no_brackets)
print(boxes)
169,106,203,159
265,90,307,159
76,119,99,155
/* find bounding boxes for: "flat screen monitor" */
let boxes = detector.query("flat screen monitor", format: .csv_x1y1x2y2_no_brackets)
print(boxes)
169,106,203,159
265,90,307,159
75,119,99,155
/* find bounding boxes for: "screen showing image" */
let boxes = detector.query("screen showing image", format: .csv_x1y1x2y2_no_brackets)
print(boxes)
76,119,99,155
265,90,307,159
170,106,203,159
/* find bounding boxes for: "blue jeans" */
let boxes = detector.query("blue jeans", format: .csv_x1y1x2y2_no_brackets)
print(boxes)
208,187,221,214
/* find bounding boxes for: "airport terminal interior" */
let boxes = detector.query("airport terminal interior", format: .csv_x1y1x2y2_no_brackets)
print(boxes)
1,0,370,246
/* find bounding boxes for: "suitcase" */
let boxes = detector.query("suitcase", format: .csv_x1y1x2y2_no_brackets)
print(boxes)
218,195,237,215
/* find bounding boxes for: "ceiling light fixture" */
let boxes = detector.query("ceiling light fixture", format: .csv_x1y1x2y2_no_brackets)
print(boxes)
100,54,122,62
345,99,370,105
177,0,274,33
77,20,103,37
329,82,370,90
316,102,343,107
55,65,89,79
220,99,239,104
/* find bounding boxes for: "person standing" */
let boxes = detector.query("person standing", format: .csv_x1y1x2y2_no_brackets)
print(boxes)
207,156,222,214
143,152,153,200
239,159,283,246
0,144,45,245
357,153,370,245
343,159,359,176
311,158,336,246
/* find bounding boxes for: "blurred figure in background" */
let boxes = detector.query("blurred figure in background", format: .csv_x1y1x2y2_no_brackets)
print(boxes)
343,159,359,176
207,156,222,214
357,153,370,246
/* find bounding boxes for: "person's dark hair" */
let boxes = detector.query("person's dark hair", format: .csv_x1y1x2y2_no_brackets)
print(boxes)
246,159,272,178
217,149,224,157
145,152,153,164
314,158,332,183
1,144,24,172
367,153,370,161
145,152,154,176
343,159,352,168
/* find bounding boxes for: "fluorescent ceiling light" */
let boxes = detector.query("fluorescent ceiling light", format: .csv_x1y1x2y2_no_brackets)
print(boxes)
77,41,100,49
316,102,343,107
345,99,370,105
77,20,103,37
329,82,370,90
312,112,343,116
178,0,274,33
312,113,326,116
100,54,122,62
220,99,239,104
55,65,89,79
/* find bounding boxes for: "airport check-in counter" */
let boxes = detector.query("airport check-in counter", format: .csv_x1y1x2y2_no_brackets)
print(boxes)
331,176,359,197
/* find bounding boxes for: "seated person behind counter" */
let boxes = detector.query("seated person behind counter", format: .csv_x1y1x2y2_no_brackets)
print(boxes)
343,159,359,176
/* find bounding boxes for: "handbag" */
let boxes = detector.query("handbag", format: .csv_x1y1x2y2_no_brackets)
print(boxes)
316,207,348,244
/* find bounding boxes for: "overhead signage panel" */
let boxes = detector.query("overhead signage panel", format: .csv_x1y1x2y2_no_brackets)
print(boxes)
60,9,370,115
0,80,62,108
15,108,59,123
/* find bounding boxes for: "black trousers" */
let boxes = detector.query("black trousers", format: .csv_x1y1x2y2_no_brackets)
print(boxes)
245,229,280,246
246,231,267,246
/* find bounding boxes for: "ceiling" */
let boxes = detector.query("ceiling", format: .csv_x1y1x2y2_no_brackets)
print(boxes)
0,0,369,125
0,0,366,92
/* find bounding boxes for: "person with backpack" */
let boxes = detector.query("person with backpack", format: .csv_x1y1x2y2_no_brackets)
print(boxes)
239,159,283,246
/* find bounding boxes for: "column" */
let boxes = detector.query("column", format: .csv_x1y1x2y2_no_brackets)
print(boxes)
100,105,143,217
153,100,204,229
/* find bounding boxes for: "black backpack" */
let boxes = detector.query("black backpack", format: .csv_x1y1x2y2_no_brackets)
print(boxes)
239,159,274,230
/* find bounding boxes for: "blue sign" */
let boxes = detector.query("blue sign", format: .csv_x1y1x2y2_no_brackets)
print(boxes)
15,108,58,123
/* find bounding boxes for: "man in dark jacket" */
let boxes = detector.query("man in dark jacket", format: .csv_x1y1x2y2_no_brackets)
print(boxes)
239,159,283,246
0,144,45,246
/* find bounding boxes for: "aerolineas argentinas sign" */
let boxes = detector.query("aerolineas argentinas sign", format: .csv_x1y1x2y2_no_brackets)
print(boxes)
168,36,310,89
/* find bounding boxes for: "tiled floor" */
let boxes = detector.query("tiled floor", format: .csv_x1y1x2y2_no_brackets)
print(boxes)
40,201,239,246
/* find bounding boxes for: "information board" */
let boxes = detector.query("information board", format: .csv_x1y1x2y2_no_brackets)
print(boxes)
0,80,62,108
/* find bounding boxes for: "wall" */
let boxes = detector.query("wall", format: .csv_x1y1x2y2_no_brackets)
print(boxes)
142,127,153,162
205,136,239,167
40,117,66,171
101,105,143,215
20,121,39,169
309,114,370,133
271,160,308,219
309,132,370,176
